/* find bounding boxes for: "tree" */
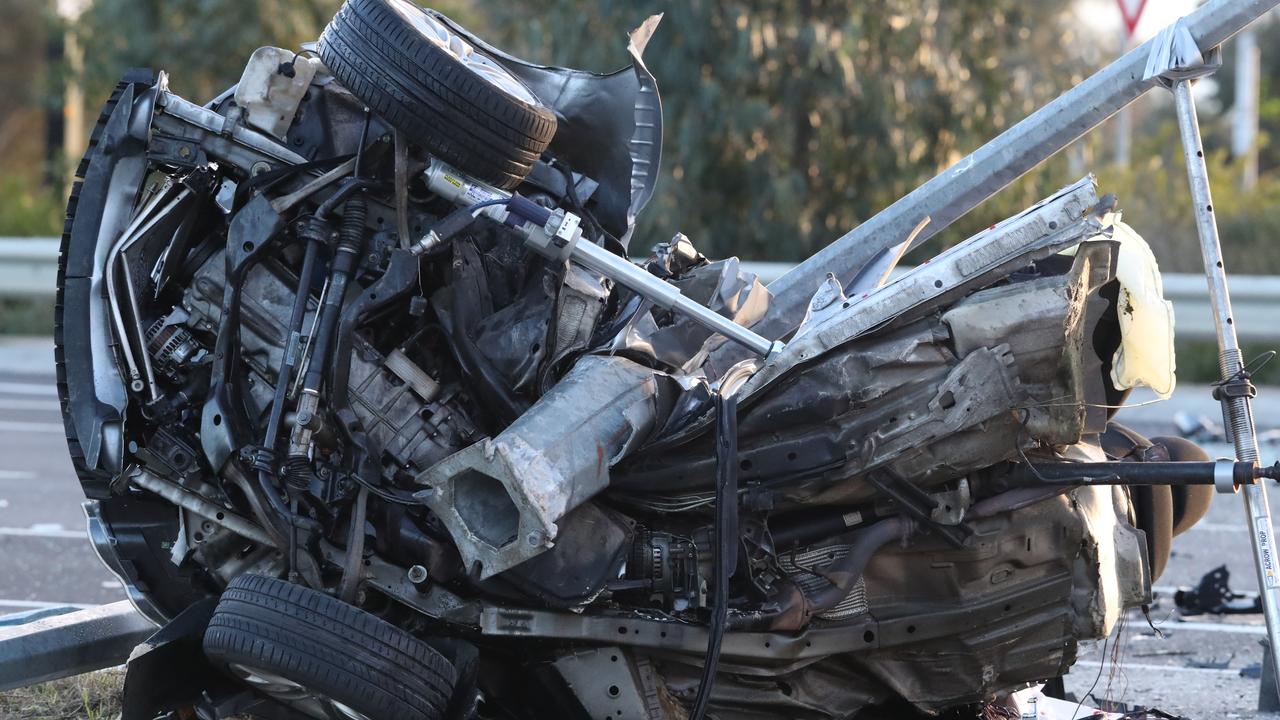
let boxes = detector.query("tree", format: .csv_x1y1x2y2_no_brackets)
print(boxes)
1213,15,1280,176
474,0,1095,261
73,0,340,104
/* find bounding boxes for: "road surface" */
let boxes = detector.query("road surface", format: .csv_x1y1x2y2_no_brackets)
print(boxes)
1,335,1278,716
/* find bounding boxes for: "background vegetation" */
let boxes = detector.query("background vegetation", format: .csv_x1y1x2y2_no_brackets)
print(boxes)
4,0,1279,270
0,1,1277,378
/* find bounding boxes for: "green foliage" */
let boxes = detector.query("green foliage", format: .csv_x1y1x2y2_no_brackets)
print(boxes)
73,0,342,104
41,0,1280,278
1176,340,1278,385
1214,16,1280,176
0,176,63,236
472,0,1095,260
1091,114,1280,274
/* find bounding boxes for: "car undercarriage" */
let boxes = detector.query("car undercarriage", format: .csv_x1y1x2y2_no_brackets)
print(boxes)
54,1,1264,718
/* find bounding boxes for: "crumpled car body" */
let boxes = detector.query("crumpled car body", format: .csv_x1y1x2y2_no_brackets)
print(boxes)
54,2,1211,718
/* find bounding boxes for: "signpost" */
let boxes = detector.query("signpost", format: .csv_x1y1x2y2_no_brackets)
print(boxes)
1117,0,1150,37
1113,0,1149,167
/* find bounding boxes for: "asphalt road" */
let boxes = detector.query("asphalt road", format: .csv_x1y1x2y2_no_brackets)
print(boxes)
0,360,125,612
1,335,1279,717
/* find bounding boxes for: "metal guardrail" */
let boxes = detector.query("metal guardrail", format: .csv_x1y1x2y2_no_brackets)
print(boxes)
0,238,1275,341
0,601,156,690
0,238,62,300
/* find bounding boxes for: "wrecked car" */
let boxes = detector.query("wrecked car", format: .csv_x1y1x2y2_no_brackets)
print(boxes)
54,0,1235,717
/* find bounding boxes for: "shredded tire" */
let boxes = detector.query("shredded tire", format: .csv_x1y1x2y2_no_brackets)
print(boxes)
203,574,457,720
318,0,556,189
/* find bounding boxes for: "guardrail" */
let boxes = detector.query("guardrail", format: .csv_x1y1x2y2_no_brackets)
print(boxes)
1,238,1275,342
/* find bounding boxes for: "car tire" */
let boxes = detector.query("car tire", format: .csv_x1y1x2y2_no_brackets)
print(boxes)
1152,436,1215,537
318,0,557,189
203,574,457,720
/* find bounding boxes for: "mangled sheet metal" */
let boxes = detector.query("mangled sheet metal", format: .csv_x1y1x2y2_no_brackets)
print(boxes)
51,1,1220,717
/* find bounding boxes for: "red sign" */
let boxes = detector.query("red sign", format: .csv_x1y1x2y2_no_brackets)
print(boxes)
1116,0,1149,39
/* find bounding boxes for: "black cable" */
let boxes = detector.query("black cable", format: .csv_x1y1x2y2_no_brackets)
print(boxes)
1072,631,1110,720
467,198,509,214
349,472,420,506
315,177,377,219
555,162,612,248
689,390,738,720
353,108,373,178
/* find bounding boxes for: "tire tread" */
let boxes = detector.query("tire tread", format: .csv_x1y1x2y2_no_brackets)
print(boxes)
317,0,556,189
204,575,457,720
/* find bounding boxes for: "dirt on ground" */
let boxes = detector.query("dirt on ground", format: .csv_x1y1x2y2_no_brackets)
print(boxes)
0,670,123,720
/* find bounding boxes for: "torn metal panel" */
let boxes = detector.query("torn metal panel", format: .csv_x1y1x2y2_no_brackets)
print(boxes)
741,177,1101,398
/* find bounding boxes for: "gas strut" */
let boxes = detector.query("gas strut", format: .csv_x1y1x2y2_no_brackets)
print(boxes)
1018,460,1280,493
420,158,783,359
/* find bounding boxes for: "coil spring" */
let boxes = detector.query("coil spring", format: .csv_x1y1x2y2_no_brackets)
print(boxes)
1219,347,1261,462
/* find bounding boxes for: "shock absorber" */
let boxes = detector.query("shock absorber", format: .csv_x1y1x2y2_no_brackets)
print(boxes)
286,186,368,473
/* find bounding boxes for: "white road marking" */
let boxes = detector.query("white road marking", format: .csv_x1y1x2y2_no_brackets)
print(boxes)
1186,521,1247,533
0,399,59,411
0,421,65,433
0,526,86,539
0,471,36,481
0,599,96,610
1149,620,1267,636
0,382,57,396
1074,660,1239,675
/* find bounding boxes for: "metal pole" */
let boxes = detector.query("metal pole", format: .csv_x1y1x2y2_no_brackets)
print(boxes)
1232,28,1261,190
1114,29,1133,169
1170,76,1280,693
752,0,1280,347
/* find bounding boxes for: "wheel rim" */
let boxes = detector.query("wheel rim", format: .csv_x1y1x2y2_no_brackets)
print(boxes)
386,0,540,106
229,662,373,720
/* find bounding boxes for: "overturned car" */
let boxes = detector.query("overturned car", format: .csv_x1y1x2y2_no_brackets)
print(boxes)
56,1,1239,718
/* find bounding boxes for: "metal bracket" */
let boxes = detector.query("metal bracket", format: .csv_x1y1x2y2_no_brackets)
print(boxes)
1143,18,1222,86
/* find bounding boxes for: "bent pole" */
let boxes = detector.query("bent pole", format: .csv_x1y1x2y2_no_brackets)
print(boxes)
760,0,1280,339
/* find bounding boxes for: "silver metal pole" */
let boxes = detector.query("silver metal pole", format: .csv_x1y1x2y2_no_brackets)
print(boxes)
1114,29,1133,169
1232,28,1261,190
1171,77,1280,692
753,0,1280,346
571,239,778,357
424,158,782,358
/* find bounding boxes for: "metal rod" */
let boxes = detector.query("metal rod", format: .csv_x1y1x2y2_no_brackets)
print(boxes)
1170,76,1280,694
756,0,1280,344
1018,460,1260,487
424,158,780,358
572,239,777,357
